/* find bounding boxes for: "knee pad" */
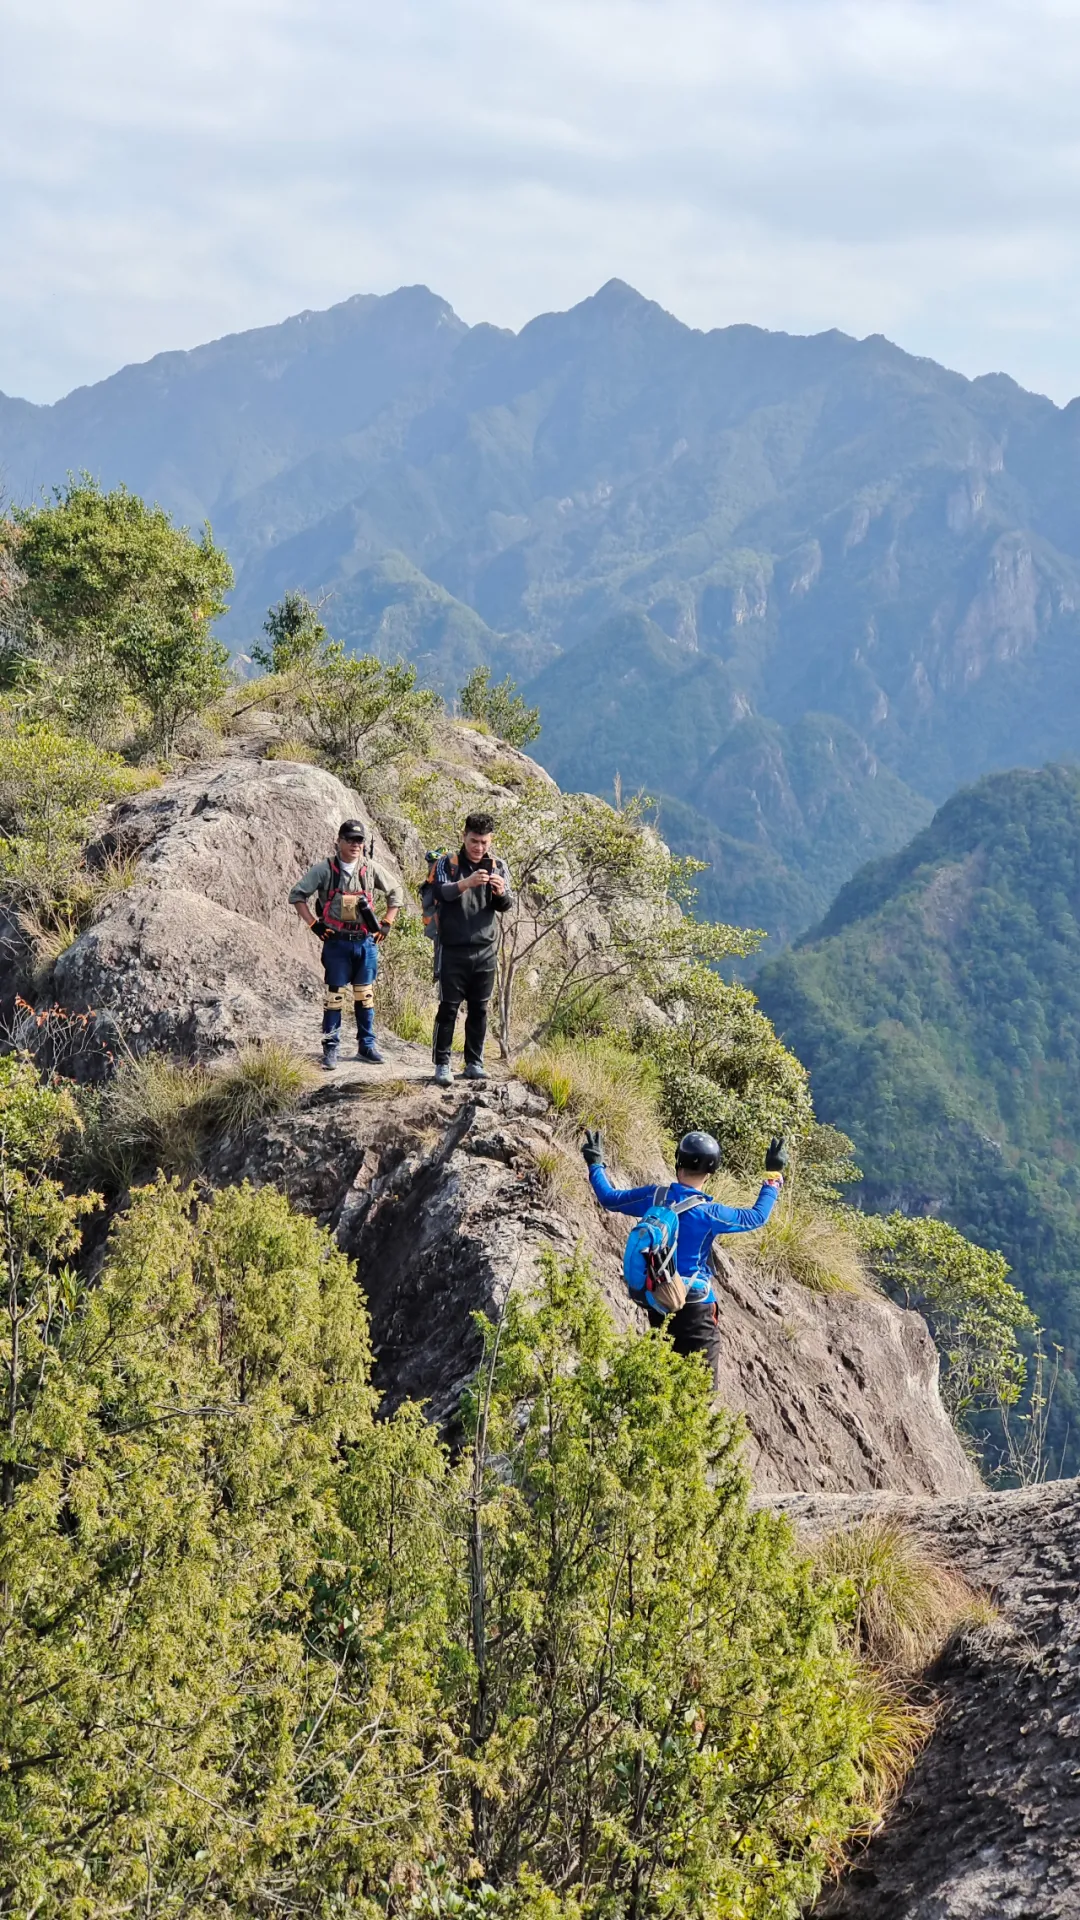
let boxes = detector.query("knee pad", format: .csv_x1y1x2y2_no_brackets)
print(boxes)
323,986,349,1011
353,983,375,1009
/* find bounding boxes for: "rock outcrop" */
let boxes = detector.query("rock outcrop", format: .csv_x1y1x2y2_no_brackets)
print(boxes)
56,753,407,1058
205,1050,975,1496
777,1483,1080,1920
709,1247,974,1497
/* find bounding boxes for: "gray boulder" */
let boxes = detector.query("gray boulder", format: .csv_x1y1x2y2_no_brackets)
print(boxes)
56,754,408,1058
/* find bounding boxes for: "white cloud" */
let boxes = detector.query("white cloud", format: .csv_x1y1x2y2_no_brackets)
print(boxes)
3,0,1080,400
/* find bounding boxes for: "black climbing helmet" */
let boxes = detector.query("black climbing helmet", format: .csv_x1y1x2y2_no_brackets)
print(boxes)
675,1130,722,1175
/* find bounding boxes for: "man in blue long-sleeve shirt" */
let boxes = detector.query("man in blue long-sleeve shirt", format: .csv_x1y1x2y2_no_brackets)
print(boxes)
582,1126,788,1385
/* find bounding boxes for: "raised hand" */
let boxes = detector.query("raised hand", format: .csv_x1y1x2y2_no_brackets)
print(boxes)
765,1134,789,1175
581,1129,604,1168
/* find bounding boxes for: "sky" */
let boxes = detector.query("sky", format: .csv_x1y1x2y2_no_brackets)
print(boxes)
4,0,1080,406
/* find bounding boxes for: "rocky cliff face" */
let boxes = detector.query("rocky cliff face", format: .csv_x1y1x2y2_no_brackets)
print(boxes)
780,1482,1080,1920
203,1064,975,1497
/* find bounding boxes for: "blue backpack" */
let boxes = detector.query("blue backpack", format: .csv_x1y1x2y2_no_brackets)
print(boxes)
623,1186,707,1315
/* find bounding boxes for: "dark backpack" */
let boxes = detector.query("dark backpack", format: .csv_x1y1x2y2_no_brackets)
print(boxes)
419,850,458,942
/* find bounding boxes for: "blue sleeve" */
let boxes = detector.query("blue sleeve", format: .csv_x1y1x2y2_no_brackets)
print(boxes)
702,1183,780,1235
588,1165,658,1217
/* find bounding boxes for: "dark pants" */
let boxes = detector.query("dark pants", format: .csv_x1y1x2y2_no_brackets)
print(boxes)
321,934,378,1045
647,1298,721,1389
433,946,496,1067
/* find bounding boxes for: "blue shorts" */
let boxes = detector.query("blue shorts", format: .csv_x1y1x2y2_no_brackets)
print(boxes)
322,933,378,990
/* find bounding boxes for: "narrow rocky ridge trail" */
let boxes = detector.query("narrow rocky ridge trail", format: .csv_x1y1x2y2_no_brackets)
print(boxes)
782,1482,1080,1920
25,739,1080,1913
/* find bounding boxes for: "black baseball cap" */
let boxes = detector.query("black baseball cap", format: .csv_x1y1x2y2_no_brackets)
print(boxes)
338,819,367,841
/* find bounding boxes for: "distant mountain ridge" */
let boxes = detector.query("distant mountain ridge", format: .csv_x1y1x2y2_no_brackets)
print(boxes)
756,762,1080,1471
6,280,1080,940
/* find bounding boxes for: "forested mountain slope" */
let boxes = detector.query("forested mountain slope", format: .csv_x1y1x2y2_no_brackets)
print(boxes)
757,763,1080,1470
7,279,1080,938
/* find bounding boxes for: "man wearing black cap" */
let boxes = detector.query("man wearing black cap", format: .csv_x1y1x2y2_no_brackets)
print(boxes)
581,1126,788,1384
289,820,404,1070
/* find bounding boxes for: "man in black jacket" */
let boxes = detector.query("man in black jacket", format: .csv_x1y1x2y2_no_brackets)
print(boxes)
430,811,513,1086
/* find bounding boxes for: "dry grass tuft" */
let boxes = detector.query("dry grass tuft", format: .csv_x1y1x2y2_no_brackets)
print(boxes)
84,1040,316,1185
818,1516,994,1677
813,1518,995,1843
517,1039,670,1181
203,1042,316,1135
19,851,141,976
86,1054,214,1185
745,1198,867,1296
484,756,528,789
532,1139,580,1199
846,1670,937,1837
264,737,321,764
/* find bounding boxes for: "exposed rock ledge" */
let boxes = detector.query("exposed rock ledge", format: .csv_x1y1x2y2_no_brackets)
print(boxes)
206,1068,975,1500
778,1483,1080,1920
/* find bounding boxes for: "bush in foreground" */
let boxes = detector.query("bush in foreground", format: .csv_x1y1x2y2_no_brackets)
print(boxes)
0,1054,930,1917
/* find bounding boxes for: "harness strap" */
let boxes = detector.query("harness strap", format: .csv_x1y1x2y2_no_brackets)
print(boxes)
655,1184,708,1216
323,852,374,933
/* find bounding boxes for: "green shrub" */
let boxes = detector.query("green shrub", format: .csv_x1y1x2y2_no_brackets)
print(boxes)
0,1166,400,1918
856,1211,1039,1417
377,909,436,1043
450,1248,881,1915
458,664,541,750
542,978,621,1040
112,606,230,756
0,719,157,908
518,1037,669,1178
3,478,232,750
296,645,439,770
646,963,814,1178
0,1061,930,1918
252,589,328,674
